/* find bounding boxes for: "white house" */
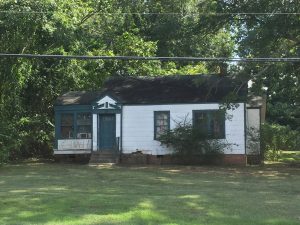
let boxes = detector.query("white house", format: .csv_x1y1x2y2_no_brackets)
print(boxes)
54,75,261,165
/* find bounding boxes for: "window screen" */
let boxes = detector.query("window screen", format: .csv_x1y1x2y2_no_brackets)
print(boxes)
154,111,170,140
61,113,74,139
76,113,92,139
193,110,225,139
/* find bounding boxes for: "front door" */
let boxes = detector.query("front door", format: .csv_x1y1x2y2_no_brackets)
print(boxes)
99,114,116,150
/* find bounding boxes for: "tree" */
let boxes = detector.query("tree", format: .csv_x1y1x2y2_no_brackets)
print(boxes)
220,0,300,130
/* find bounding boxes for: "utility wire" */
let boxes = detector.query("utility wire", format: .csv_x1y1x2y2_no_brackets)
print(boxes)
0,53,299,62
0,10,299,15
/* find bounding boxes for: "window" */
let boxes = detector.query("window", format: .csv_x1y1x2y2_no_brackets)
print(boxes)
60,112,92,139
61,113,74,139
193,110,225,139
154,111,170,140
76,113,92,139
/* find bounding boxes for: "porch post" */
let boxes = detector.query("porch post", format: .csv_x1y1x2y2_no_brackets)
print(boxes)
116,113,121,151
92,113,98,151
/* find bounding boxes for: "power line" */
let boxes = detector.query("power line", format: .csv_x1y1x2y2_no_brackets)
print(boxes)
0,53,299,62
0,10,299,15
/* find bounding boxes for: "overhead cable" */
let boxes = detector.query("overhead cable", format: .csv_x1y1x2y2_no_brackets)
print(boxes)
0,10,299,15
0,53,299,62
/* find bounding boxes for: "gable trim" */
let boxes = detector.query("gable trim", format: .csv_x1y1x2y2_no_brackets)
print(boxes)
92,94,121,112
91,94,120,106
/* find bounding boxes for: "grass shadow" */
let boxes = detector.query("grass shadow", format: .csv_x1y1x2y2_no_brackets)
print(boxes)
0,162,300,224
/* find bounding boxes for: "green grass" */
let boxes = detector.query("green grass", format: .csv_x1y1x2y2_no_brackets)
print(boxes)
0,162,300,225
279,151,300,163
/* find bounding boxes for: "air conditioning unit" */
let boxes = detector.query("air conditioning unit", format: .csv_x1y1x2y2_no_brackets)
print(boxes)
78,133,88,139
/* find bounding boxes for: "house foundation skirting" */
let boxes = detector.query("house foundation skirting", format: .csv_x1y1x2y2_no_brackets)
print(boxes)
120,154,248,165
222,155,247,165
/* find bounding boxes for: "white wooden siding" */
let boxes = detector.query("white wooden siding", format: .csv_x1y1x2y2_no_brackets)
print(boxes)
122,103,245,155
58,139,92,150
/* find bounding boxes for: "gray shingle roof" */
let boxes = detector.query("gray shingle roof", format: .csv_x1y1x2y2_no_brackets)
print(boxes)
54,75,247,106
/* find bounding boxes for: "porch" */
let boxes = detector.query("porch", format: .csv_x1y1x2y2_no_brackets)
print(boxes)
54,94,121,155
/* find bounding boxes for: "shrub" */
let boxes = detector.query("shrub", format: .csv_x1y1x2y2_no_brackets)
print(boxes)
0,115,54,164
0,120,21,164
17,116,54,159
265,148,282,162
261,123,300,161
158,120,230,164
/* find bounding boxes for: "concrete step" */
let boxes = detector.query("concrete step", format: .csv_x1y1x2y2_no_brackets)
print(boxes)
91,151,116,155
89,158,116,163
91,154,115,158
89,158,119,163
90,153,115,157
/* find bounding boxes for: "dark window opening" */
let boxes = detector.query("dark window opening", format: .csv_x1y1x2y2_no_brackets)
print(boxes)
60,112,92,139
193,110,225,139
154,111,170,140
61,113,74,139
76,113,92,139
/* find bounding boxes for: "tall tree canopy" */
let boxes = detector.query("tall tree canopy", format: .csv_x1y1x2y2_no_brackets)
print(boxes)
0,0,299,161
222,0,300,130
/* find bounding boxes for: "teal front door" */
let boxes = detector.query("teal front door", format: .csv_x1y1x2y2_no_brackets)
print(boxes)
99,114,116,150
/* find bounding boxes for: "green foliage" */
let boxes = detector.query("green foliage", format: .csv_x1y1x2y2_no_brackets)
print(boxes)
158,120,228,163
222,1,300,130
17,116,54,158
261,123,300,161
111,32,161,76
265,149,282,162
278,151,300,164
0,120,20,163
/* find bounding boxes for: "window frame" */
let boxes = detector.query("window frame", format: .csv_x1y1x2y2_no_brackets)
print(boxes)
59,112,92,140
192,109,226,139
60,113,75,139
76,112,92,139
154,111,170,140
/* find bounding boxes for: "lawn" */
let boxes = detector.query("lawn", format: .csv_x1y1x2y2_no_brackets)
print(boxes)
279,151,300,164
0,162,300,225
